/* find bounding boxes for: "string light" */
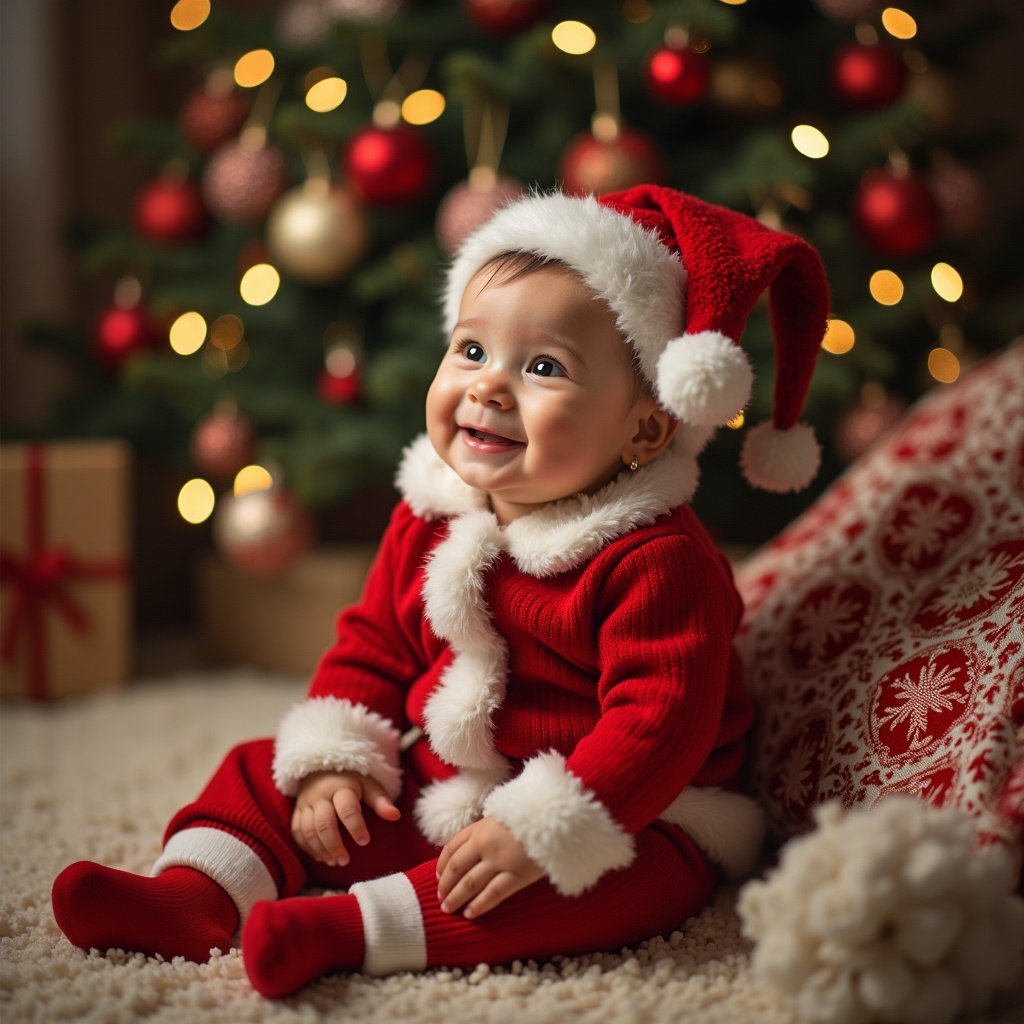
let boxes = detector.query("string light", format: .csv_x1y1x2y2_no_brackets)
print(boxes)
881,8,917,40
306,77,348,113
240,263,280,305
726,411,746,429
791,124,829,159
402,89,445,125
178,478,216,524
931,262,964,303
170,0,210,31
209,314,244,350
928,347,960,384
552,21,596,55
822,318,855,355
169,311,207,355
234,49,275,89
869,269,904,306
234,464,274,496
719,0,748,5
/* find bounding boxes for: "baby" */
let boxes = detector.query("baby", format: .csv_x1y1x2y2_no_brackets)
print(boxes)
52,184,829,997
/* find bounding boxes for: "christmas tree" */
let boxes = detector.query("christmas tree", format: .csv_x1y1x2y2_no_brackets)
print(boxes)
19,0,1021,569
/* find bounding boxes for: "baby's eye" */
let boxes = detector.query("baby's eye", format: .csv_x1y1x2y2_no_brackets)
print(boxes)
462,342,486,363
529,358,566,378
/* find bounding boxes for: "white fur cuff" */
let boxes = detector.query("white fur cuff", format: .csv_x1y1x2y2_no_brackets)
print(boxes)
272,697,402,799
483,752,635,896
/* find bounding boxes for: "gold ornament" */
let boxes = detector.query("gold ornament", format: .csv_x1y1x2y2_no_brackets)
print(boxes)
266,180,370,283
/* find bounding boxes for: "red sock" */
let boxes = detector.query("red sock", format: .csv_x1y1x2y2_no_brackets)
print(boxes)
51,861,238,963
242,895,365,998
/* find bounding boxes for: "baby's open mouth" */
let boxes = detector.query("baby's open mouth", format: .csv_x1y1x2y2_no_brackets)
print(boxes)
463,427,523,447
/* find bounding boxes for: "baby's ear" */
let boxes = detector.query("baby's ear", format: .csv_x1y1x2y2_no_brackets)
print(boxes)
626,406,678,468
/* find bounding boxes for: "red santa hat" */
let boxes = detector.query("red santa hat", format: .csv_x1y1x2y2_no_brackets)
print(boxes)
443,183,831,493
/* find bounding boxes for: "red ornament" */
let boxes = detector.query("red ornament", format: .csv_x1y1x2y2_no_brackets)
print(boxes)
463,0,550,35
559,128,665,196
831,42,907,110
854,169,940,258
201,139,289,225
133,177,210,245
317,368,362,405
435,174,526,255
93,305,160,370
344,124,433,206
645,45,711,106
190,410,256,479
180,86,250,153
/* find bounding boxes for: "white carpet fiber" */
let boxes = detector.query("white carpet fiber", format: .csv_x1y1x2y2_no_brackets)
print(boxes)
1,673,1020,1024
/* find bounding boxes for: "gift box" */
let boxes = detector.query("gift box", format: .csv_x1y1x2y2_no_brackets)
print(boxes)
0,441,133,700
196,544,378,675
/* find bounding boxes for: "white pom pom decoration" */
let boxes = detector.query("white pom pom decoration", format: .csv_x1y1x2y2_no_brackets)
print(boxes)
738,798,1024,1024
740,419,821,493
655,330,753,426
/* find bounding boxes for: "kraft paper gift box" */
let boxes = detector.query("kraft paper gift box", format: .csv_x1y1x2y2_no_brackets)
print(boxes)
0,441,132,700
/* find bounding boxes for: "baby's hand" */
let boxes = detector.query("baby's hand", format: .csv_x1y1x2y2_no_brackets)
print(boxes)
436,817,544,919
292,770,400,866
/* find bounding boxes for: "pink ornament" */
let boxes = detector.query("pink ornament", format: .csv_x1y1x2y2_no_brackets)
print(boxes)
190,411,256,479
559,128,665,196
435,175,525,255
201,139,289,225
213,487,314,577
928,156,987,238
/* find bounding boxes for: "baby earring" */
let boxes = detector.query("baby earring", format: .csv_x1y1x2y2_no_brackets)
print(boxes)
629,455,639,472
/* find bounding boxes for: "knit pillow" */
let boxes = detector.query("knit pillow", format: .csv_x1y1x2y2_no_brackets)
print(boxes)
734,345,1024,858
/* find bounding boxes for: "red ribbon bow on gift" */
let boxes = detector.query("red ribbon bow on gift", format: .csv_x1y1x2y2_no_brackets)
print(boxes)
0,445,126,701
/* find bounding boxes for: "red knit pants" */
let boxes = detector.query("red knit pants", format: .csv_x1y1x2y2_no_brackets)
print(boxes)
155,739,717,974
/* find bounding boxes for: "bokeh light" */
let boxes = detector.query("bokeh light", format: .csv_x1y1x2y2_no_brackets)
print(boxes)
822,318,855,355
178,478,216,524
169,311,207,355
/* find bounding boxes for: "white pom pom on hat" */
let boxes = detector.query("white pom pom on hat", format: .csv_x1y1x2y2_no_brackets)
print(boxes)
443,184,831,493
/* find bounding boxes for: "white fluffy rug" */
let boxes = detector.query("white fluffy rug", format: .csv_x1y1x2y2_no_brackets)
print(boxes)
1,674,1020,1024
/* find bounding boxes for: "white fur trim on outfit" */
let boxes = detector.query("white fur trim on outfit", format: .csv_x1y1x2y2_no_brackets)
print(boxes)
656,330,754,427
413,768,511,847
152,827,277,923
482,752,636,897
272,697,402,799
399,434,717,864
443,191,686,389
350,872,427,975
740,420,821,494
659,787,765,879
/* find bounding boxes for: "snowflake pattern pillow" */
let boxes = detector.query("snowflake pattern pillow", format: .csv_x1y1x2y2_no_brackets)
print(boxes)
734,345,1024,857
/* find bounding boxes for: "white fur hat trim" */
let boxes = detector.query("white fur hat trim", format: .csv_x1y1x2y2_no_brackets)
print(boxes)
741,420,821,494
656,330,754,426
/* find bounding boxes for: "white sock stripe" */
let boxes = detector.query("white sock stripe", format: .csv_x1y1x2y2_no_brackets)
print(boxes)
151,827,278,921
349,873,427,975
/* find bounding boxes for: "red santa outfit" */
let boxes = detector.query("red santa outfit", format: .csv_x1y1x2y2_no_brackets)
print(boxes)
151,434,763,976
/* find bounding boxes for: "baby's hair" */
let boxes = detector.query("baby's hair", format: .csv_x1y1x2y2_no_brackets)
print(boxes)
473,250,653,400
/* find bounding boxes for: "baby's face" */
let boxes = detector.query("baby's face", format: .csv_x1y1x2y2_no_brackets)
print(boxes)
426,264,653,524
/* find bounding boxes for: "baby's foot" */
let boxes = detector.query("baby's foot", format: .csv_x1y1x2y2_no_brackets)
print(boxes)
52,861,238,963
242,894,365,998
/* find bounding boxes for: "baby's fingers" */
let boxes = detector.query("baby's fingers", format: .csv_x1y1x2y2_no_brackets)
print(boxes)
332,788,371,848
362,777,401,822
